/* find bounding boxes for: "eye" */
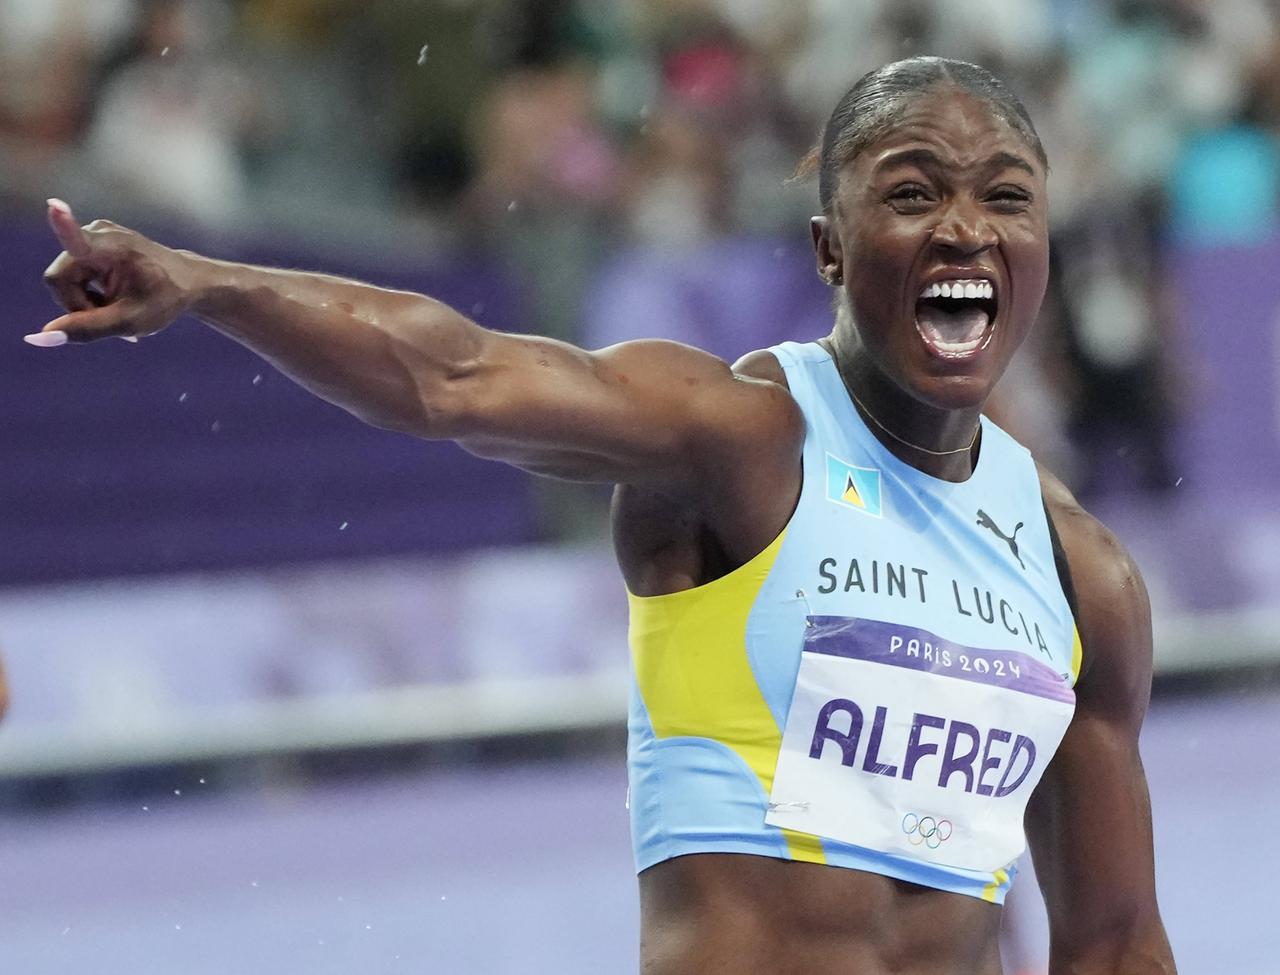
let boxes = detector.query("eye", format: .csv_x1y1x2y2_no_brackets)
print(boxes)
885,183,936,213
985,185,1033,211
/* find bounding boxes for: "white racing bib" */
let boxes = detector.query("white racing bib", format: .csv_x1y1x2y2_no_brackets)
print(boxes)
766,616,1075,873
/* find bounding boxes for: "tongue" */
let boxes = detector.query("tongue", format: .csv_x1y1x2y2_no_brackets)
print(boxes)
916,303,990,355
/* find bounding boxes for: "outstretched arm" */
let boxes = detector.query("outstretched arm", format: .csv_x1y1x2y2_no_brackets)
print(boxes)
1027,470,1176,975
29,201,801,504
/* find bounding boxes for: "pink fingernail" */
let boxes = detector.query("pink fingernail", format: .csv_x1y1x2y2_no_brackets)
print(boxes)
24,331,69,347
47,198,70,214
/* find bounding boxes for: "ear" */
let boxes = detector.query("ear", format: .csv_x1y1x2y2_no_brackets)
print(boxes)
810,215,843,286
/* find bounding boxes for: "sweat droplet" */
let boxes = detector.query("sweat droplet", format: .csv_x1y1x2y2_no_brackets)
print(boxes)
161,46,171,57
252,374,262,386
211,421,221,433
507,200,518,212
417,44,429,66
339,521,348,531
178,392,187,403
1175,477,1183,487
173,789,181,796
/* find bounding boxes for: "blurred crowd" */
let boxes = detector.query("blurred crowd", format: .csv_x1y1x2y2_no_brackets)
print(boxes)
4,0,1280,498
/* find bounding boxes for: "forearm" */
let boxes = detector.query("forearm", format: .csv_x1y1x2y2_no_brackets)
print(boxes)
1049,920,1176,975
181,251,487,435
35,204,744,488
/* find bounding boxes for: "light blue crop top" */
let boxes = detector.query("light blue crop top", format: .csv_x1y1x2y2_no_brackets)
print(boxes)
625,341,1080,904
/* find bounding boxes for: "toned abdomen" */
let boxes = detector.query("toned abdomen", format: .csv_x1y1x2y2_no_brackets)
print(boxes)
639,854,1004,975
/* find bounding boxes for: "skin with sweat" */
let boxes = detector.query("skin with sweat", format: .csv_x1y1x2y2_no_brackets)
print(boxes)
31,83,1174,975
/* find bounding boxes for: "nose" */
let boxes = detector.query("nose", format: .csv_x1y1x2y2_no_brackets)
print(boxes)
930,197,997,258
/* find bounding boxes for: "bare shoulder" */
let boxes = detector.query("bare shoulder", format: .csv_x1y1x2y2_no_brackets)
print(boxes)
1037,464,1145,618
1037,467,1129,571
598,341,801,449
612,347,804,592
1037,463,1153,723
593,339,782,392
724,347,800,440
731,347,791,388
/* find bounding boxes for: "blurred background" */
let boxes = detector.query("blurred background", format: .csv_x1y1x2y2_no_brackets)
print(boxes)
1,0,1278,972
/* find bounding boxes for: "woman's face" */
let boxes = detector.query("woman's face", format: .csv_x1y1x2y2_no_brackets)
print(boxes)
814,86,1050,412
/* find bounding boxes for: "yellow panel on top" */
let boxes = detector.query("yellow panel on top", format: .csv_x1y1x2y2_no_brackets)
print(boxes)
628,528,825,865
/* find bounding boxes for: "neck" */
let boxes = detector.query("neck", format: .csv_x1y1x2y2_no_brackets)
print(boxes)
823,330,983,483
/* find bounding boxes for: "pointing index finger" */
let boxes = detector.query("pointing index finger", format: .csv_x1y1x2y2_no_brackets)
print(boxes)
46,198,93,259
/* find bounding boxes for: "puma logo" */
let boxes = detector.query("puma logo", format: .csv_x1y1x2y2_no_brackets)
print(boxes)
976,509,1025,570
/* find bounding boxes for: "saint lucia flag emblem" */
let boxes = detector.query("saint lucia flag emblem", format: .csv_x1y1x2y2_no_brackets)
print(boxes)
825,453,882,517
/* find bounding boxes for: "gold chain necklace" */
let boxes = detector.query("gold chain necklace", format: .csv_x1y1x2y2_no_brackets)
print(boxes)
825,339,981,457
846,386,981,457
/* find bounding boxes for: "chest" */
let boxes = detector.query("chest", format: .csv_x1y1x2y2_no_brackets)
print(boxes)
766,457,1073,670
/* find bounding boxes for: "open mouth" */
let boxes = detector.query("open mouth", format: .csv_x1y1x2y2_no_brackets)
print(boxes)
914,279,998,359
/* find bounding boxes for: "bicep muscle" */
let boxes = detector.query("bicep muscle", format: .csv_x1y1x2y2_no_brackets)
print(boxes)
447,335,798,492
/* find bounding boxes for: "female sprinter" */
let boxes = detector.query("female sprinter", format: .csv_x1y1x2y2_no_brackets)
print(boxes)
29,57,1175,975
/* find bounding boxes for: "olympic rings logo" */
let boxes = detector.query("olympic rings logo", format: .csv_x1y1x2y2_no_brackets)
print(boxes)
902,812,953,849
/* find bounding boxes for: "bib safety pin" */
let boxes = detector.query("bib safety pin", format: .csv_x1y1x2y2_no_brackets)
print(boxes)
795,588,815,626
768,800,810,813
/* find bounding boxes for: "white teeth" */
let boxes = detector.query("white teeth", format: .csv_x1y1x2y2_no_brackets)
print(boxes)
917,279,995,301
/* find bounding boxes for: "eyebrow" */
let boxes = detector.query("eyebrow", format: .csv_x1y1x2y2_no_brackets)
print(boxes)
874,147,1036,178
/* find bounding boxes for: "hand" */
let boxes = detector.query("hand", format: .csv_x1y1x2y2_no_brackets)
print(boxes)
26,199,198,347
